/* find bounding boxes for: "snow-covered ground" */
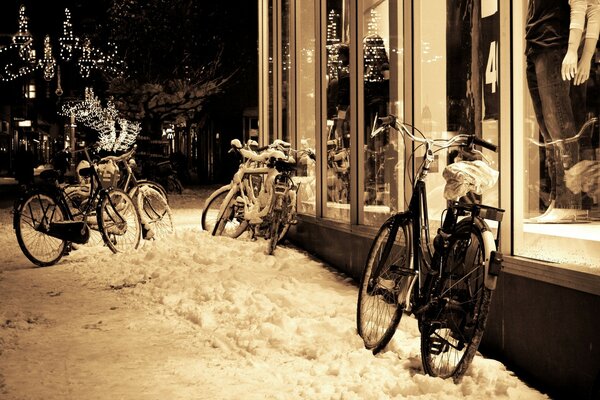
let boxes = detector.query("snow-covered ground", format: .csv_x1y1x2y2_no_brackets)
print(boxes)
0,185,549,399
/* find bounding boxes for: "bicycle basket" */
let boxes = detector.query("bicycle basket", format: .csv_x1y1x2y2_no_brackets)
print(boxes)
442,160,498,201
97,159,120,189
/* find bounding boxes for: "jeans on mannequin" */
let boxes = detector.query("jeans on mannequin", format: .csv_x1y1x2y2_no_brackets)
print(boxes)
526,47,586,209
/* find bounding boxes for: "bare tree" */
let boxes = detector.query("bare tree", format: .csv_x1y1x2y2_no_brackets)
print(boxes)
105,0,237,135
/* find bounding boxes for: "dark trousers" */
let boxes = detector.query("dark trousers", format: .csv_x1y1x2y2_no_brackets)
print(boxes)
526,48,586,208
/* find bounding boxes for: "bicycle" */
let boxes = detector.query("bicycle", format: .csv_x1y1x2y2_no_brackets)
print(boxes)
201,139,304,255
143,159,183,195
13,146,142,267
356,115,504,381
100,146,173,240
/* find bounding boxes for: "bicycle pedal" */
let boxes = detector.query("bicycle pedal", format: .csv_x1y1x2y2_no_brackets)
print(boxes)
371,284,397,305
428,337,449,355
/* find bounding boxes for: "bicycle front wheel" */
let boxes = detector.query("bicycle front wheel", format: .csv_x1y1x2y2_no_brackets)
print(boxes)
420,219,494,380
267,208,284,255
98,189,142,253
210,188,248,238
14,191,68,267
133,184,173,240
135,179,168,204
357,214,413,354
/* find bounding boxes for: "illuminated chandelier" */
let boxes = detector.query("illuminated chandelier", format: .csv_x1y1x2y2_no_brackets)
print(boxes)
0,5,124,88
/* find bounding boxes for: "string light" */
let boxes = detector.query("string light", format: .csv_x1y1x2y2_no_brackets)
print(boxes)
364,10,387,83
60,87,140,152
326,9,341,80
0,5,124,83
41,35,56,81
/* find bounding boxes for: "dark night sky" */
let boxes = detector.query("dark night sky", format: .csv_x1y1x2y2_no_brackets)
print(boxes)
0,1,259,114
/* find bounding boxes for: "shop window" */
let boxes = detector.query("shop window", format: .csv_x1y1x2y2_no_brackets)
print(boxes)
514,1,600,271
361,0,404,226
415,0,500,230
294,0,317,215
324,0,352,221
24,81,36,99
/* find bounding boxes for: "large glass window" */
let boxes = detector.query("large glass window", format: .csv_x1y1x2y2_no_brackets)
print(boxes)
324,0,352,221
281,0,291,143
514,0,600,271
295,0,317,215
415,0,500,229
361,0,404,226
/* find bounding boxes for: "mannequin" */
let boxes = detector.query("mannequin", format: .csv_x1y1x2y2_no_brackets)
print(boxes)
526,0,600,222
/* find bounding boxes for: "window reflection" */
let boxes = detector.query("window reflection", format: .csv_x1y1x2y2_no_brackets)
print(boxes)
295,0,317,215
325,0,351,221
362,1,397,226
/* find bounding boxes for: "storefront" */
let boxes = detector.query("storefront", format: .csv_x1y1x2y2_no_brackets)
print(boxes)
258,1,600,397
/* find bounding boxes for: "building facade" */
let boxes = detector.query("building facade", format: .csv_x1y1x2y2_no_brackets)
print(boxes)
258,0,600,398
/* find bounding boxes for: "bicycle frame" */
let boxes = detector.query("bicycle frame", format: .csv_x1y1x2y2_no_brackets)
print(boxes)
371,119,503,310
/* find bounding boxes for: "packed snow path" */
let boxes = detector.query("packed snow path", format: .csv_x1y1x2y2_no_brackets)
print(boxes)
0,186,548,399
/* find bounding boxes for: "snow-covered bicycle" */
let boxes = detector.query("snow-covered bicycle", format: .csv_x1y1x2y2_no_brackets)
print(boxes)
201,139,308,254
357,115,504,381
101,146,173,240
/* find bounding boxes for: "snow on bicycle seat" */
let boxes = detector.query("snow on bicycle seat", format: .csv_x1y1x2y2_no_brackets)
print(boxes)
231,139,291,163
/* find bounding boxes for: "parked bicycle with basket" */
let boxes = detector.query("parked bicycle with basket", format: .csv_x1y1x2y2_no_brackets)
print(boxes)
356,115,503,381
13,146,142,267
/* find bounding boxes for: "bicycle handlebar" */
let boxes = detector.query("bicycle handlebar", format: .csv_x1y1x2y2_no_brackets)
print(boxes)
100,145,137,163
374,115,498,153
469,136,497,152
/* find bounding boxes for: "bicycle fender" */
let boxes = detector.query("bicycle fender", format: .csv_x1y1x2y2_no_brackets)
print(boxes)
481,229,499,290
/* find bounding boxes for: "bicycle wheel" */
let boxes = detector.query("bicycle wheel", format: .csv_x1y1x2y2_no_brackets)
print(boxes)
166,176,183,194
210,188,249,238
420,218,494,380
267,208,284,255
201,186,229,233
14,191,68,267
97,188,142,253
135,179,168,204
357,214,413,354
133,184,173,240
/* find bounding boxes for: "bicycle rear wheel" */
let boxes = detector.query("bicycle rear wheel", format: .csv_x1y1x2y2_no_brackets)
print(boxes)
420,218,494,380
133,184,173,240
357,214,413,354
14,191,68,267
98,189,142,253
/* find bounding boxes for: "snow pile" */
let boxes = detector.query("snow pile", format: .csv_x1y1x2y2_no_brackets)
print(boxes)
0,187,548,399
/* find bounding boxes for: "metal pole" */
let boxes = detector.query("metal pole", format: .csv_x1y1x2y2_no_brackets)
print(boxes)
70,113,76,171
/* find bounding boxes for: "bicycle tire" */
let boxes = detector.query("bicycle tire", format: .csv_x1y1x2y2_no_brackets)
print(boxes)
97,188,142,253
14,191,68,267
267,208,283,255
211,188,248,238
135,179,168,204
166,176,183,194
357,214,413,354
133,184,173,240
420,218,494,381
201,185,230,233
